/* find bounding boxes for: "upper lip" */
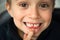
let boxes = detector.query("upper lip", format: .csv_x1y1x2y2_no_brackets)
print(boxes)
24,22,42,24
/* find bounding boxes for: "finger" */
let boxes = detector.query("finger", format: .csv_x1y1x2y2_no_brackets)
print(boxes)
23,31,34,40
28,32,33,39
23,34,27,40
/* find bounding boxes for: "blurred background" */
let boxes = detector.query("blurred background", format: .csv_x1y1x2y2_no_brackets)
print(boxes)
0,0,6,14
0,0,60,14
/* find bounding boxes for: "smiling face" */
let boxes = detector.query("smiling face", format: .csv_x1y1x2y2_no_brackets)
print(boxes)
6,0,54,39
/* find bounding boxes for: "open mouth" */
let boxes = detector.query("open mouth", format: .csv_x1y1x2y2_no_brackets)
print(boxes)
23,22,42,29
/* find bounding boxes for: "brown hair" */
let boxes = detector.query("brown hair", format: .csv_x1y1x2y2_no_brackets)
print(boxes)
7,0,11,5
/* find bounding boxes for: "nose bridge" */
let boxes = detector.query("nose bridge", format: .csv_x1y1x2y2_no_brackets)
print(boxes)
29,6,40,19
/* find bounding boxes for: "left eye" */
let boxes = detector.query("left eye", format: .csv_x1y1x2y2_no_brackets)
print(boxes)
39,3,49,9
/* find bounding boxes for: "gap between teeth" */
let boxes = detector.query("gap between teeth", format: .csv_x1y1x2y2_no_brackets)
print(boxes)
26,23,40,27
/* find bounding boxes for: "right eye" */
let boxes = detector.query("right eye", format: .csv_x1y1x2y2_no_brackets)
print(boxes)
18,2,28,8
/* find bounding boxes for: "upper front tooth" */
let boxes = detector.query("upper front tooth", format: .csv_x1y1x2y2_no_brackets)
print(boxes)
34,24,39,27
26,23,33,27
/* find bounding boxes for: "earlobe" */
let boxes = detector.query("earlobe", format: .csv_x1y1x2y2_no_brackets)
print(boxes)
5,2,13,17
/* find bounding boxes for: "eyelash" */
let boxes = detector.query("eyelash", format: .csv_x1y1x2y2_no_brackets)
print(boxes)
18,2,28,8
39,4,49,8
18,2,50,9
39,3,50,9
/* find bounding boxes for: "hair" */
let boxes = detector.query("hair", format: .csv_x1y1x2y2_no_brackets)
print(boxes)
7,0,11,5
7,0,55,6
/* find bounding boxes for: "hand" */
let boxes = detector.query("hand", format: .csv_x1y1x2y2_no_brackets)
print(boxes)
23,29,34,40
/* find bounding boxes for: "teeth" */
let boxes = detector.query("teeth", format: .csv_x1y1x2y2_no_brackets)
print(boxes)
26,23,33,27
26,23,40,27
34,24,40,27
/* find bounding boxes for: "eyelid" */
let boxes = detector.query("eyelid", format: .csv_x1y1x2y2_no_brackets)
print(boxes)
18,2,27,6
39,3,49,8
17,2,29,9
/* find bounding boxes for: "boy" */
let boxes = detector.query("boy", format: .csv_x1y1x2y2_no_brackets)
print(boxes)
0,0,60,40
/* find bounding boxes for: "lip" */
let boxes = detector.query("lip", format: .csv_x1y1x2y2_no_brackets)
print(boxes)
23,22,43,33
27,26,39,29
24,22,41,24
23,22,42,29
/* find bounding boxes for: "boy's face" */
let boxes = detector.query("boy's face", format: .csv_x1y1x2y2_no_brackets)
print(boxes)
7,0,54,38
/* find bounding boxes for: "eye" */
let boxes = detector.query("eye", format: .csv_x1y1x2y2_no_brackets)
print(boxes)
18,2,28,8
39,3,49,9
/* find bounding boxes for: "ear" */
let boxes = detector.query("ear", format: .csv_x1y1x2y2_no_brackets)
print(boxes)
5,2,13,17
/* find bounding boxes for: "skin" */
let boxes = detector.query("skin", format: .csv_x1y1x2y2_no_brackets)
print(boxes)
6,0,54,40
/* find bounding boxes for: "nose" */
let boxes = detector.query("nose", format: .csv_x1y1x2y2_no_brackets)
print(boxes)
28,7,40,19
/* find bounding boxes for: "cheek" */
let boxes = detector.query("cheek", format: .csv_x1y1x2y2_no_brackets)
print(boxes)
11,6,26,21
40,11,52,22
12,10,26,21
44,13,51,22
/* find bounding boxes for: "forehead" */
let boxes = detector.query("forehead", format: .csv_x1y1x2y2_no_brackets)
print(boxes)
14,0,52,2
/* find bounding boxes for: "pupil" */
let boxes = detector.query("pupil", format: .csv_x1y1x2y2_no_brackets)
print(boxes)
42,4,45,7
22,3,26,7
41,4,47,7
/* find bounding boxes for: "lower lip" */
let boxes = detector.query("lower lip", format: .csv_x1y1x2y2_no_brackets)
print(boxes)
26,26,42,32
27,27,39,29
